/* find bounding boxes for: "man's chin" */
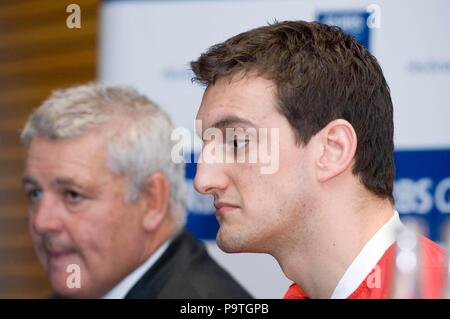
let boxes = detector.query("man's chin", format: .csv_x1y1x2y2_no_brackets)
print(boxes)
49,271,91,298
52,283,98,299
217,229,265,254
52,285,82,298
216,231,245,253
217,241,235,253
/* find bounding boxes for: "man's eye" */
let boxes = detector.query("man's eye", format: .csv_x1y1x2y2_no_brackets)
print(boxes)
232,139,249,150
65,190,83,204
27,189,42,203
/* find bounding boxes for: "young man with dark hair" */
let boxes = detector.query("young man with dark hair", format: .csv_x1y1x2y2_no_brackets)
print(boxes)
190,21,448,299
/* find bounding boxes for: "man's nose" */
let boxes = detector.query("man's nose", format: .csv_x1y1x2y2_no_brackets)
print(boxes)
194,149,229,195
31,195,64,235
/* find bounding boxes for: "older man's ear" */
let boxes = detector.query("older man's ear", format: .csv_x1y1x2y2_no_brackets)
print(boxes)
141,173,170,232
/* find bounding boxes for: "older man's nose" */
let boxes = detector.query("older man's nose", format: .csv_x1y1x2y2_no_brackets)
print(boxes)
31,195,64,235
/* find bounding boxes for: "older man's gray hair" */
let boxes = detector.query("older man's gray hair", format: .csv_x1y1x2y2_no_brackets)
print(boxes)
21,83,187,230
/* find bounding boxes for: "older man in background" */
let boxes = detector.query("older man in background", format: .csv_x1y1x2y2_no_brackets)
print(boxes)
20,83,251,299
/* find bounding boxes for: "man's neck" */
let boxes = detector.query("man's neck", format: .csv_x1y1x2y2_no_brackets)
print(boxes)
276,197,395,299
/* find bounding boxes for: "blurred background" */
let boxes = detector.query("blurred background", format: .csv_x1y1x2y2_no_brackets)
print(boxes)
0,0,449,298
0,0,98,298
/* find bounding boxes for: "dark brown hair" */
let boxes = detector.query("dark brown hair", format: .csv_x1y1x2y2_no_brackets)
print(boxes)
191,20,395,201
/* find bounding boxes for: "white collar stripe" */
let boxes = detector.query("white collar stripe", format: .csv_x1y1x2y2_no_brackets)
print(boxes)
330,211,405,299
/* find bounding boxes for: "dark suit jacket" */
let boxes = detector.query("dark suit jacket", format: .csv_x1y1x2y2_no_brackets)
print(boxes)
124,228,252,299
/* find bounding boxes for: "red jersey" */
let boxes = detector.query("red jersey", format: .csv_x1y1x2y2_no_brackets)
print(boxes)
284,235,448,299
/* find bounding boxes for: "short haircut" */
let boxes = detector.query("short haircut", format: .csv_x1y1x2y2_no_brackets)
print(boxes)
21,83,187,229
191,20,395,201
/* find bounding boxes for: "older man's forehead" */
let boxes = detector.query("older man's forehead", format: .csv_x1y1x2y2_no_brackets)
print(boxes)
25,135,113,182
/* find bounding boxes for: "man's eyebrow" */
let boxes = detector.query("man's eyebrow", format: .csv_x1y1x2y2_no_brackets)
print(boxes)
52,178,84,190
22,175,39,187
210,116,257,131
22,176,90,192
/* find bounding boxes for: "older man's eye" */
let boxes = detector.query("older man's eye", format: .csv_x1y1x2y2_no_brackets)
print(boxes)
27,189,42,203
65,190,83,204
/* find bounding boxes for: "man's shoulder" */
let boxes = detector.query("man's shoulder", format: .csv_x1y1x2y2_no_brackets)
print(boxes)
419,235,448,267
148,228,252,299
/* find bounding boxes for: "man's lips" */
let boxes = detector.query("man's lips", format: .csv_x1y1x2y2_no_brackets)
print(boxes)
48,250,72,257
46,248,77,260
214,201,240,215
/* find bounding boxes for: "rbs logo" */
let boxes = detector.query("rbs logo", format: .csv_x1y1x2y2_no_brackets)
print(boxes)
394,177,450,214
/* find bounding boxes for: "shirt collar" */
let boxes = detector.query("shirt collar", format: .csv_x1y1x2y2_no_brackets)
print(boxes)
330,210,406,299
102,239,171,299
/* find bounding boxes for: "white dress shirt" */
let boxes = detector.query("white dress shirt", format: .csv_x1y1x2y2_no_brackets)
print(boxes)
102,240,171,299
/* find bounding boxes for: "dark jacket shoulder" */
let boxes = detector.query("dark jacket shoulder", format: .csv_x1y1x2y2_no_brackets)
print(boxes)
125,228,252,299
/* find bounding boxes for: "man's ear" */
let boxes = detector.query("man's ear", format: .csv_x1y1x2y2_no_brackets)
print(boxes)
141,172,170,232
315,119,357,183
